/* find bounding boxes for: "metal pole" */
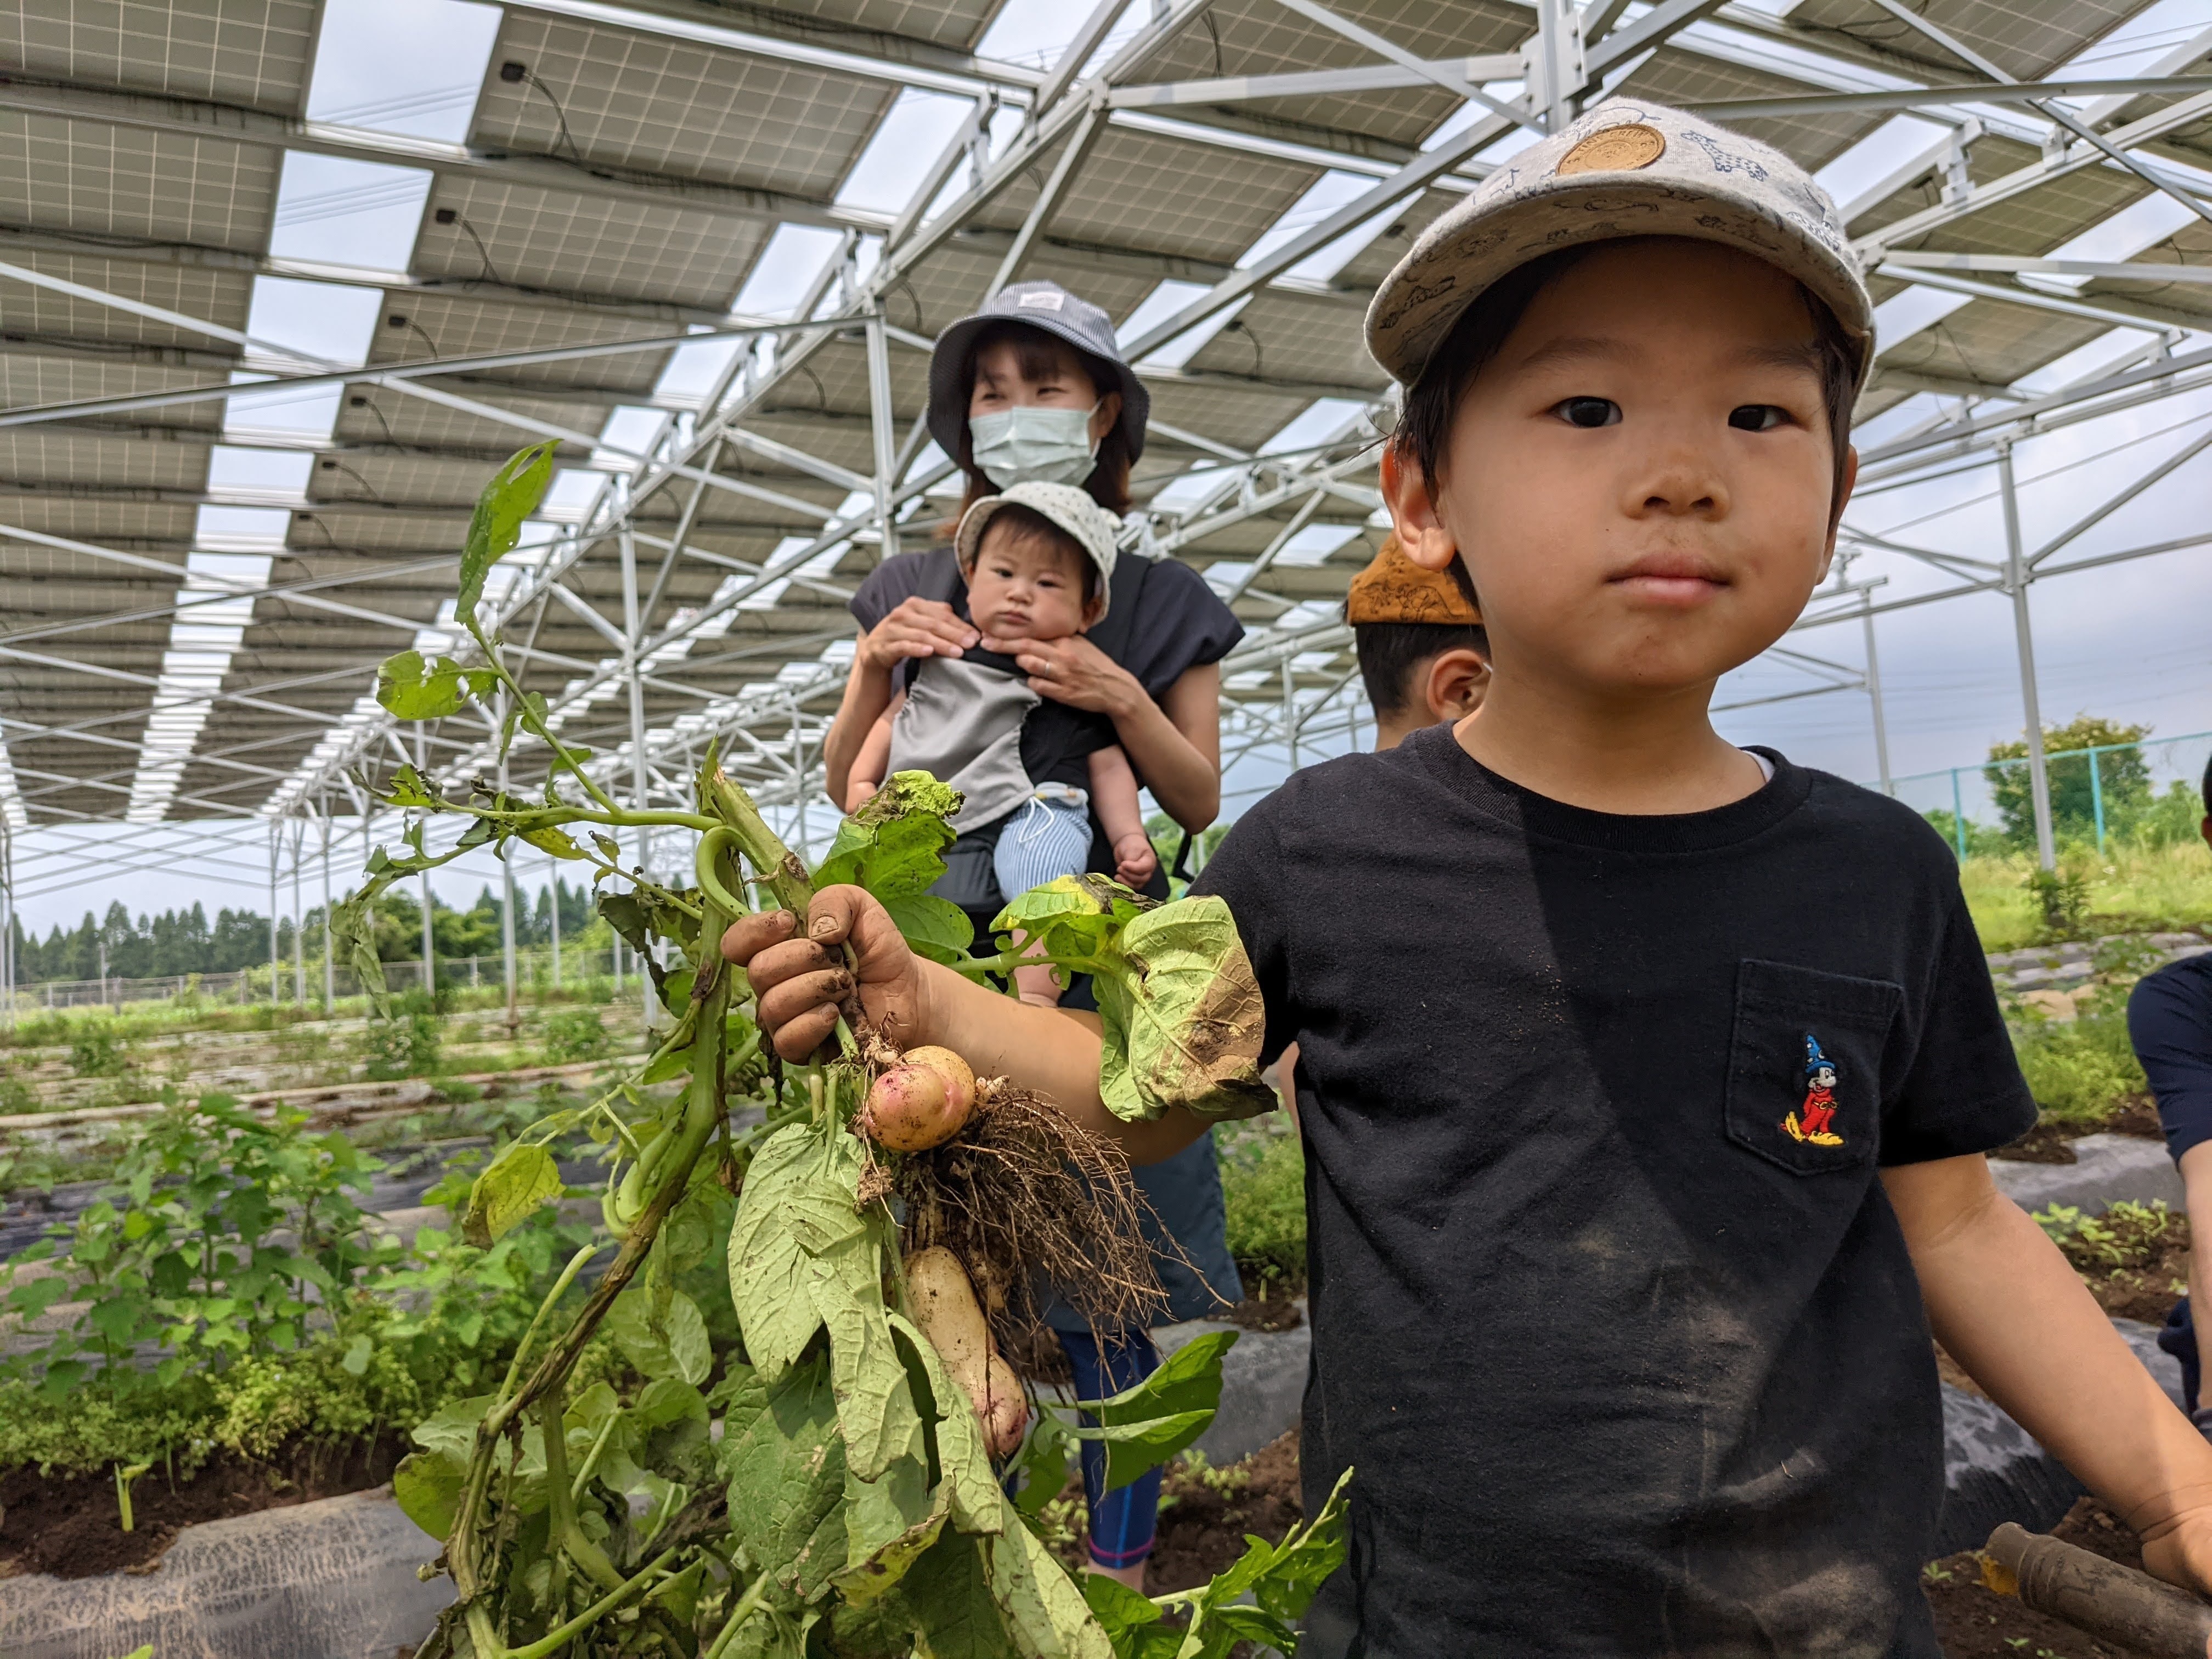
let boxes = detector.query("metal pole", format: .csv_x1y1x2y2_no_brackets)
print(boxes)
1997,443,2057,870
618,513,656,1030
1283,661,1299,772
499,730,519,1037
267,821,280,1006
549,855,562,988
417,721,436,1001
1861,595,1892,795
2090,747,2106,853
1536,0,1575,132
1952,768,1967,860
291,816,306,1005
319,799,334,1008
1,822,12,1029
865,316,901,565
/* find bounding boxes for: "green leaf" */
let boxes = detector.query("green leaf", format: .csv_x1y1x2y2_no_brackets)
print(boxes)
987,1520,1111,1659
1167,1468,1353,1659
1063,1331,1234,1492
1012,1414,1071,1520
838,1446,945,1605
607,1284,712,1386
341,1333,373,1376
386,764,438,808
888,1312,1004,1538
393,1447,468,1539
1113,899,1275,1125
815,1228,923,1482
896,1532,1014,1659
460,1143,565,1248
1077,1576,1163,1647
728,1122,867,1380
521,824,585,860
815,771,964,891
376,650,477,721
410,1395,497,1460
990,875,1145,977
459,441,558,618
722,1356,850,1601
884,894,978,968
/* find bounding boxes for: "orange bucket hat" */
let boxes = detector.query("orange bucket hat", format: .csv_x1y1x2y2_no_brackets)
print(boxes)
1345,535,1481,627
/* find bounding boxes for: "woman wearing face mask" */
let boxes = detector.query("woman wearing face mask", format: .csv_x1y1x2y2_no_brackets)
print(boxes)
823,280,1239,878
822,281,1245,1594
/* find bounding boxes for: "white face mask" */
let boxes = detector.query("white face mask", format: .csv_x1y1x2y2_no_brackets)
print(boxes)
970,403,1099,488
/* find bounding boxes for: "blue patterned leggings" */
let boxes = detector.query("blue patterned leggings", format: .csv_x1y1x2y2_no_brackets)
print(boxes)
1057,1327,1163,1569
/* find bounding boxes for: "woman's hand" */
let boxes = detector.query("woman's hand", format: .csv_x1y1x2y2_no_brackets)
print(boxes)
723,889,929,1060
858,598,978,673
978,630,1141,718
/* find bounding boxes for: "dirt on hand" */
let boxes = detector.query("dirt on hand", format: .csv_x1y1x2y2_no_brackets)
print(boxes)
1925,1497,2152,1658
0,1432,408,1579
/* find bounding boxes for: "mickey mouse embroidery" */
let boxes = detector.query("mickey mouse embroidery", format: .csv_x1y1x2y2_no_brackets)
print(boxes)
1783,1034,1845,1147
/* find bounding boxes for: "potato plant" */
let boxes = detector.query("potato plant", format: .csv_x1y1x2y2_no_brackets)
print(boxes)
337,447,1345,1659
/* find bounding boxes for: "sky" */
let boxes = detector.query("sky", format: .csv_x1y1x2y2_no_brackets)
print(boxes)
9,0,2212,935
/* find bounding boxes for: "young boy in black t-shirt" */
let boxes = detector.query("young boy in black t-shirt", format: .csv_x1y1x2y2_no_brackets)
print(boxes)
727,100,2212,1654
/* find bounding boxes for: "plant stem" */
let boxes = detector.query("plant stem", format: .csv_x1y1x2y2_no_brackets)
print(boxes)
496,1242,606,1404
700,1568,776,1659
471,1545,680,1659
539,1385,624,1594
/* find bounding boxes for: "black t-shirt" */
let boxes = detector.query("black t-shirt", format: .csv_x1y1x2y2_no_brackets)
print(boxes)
2130,952,2212,1163
849,546,1243,794
1193,726,2035,1657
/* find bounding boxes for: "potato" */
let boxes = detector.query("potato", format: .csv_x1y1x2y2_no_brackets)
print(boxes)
979,1351,1029,1457
906,1245,1025,1454
860,1046,977,1152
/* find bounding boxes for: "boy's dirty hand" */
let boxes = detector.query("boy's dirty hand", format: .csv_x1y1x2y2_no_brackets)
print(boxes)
722,887,924,1059
2138,1504,2212,1603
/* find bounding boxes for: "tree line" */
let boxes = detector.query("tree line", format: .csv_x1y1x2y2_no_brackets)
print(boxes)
9,879,603,984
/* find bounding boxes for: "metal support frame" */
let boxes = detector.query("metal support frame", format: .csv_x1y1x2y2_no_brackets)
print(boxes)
5,0,2210,937
1997,444,2056,871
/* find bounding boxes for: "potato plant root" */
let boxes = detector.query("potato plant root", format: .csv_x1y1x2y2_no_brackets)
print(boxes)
896,1078,1163,1351
0,1430,409,1579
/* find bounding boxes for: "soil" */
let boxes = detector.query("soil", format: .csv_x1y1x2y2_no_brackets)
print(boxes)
1039,1429,1306,1598
1925,1496,2153,1658
1994,1119,2082,1163
1219,1286,1304,1333
1148,1429,1305,1595
2063,1210,2191,1327
2104,1094,2165,1141
1990,1098,2163,1163
0,1431,409,1579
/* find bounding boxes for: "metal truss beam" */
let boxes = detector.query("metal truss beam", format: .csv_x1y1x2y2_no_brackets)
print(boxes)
0,77,894,237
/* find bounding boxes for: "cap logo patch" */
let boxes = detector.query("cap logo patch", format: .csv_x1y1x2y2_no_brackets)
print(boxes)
1556,123,1666,177
1017,290,1065,311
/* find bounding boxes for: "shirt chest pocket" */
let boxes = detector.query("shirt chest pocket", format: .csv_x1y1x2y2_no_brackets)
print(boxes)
1725,959,1903,1176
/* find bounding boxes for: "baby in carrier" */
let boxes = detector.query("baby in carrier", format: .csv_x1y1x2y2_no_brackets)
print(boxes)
844,482,1156,1006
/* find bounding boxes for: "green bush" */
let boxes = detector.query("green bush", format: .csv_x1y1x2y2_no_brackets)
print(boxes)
67,1019,125,1077
362,987,442,1080
539,1006,612,1064
1218,1126,1307,1289
2010,981,2147,1125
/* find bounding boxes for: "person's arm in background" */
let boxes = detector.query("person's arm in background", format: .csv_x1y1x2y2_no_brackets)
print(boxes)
822,601,979,807
1086,745,1157,888
2129,962,2212,1403
844,700,901,812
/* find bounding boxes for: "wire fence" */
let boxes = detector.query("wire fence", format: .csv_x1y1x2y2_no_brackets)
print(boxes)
3,946,633,1013
1878,730,2212,858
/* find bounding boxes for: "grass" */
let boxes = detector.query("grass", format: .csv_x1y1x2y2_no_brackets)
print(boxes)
1216,1121,1306,1292
1961,839,2212,952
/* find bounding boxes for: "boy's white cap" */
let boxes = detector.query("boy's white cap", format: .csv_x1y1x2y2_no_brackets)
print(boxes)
1367,99,1874,392
955,481,1121,616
